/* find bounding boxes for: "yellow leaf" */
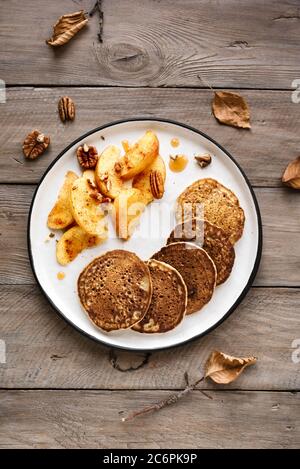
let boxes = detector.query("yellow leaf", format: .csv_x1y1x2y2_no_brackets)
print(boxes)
212,91,251,129
205,351,257,384
282,156,300,189
46,11,88,47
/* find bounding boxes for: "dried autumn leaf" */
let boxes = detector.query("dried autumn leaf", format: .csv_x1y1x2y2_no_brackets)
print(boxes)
46,10,88,47
212,91,251,129
205,351,257,384
282,156,300,189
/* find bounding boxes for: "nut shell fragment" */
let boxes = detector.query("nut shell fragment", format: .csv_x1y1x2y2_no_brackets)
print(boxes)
46,10,88,47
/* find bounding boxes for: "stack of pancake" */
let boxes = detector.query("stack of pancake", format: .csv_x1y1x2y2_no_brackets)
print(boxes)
78,178,245,334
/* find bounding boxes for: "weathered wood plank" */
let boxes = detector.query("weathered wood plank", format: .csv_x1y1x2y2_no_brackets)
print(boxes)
0,185,299,286
0,390,298,448
0,0,299,88
0,285,299,390
1,88,299,186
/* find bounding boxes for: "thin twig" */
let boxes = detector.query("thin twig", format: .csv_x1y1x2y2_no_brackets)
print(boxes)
89,0,103,42
197,74,214,91
122,375,205,422
199,389,213,400
89,1,98,16
98,2,103,43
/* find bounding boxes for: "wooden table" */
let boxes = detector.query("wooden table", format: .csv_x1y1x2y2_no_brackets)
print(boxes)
0,0,299,449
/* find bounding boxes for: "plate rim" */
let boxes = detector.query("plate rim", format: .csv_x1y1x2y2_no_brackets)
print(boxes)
27,117,263,352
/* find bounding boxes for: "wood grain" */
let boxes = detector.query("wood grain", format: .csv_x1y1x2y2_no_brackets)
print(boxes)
1,88,299,186
0,285,299,390
1,185,299,286
0,390,299,448
0,0,299,88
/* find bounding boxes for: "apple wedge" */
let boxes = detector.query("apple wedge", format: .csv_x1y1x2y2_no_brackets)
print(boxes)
95,145,123,199
119,130,159,180
70,177,108,237
47,171,79,230
113,188,147,240
56,225,106,265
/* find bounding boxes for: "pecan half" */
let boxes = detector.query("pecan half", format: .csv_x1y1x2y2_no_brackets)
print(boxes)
23,130,50,160
58,96,75,122
150,170,164,199
76,144,98,169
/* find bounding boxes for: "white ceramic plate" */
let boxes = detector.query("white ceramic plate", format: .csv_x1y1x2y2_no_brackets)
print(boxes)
28,118,262,351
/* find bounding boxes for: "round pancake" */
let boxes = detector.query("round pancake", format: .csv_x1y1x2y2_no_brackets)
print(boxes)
133,259,187,333
176,178,245,244
78,250,152,331
152,242,216,315
167,219,235,285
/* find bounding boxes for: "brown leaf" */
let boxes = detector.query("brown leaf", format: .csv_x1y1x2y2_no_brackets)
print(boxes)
282,156,300,189
205,351,257,384
212,91,251,129
46,11,88,47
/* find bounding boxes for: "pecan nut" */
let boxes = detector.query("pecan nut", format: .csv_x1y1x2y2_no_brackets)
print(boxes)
23,130,50,160
58,96,75,122
150,170,164,199
76,144,99,169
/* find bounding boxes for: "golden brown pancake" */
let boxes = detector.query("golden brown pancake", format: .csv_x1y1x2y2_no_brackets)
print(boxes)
78,250,152,331
152,242,216,315
133,259,187,333
167,219,235,285
176,178,245,244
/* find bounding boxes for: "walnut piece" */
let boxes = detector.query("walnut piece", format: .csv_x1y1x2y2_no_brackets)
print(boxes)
90,192,111,204
150,170,164,199
23,130,50,160
76,144,98,169
99,173,108,182
87,179,111,204
86,178,97,190
114,162,122,173
194,153,212,168
58,96,75,122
